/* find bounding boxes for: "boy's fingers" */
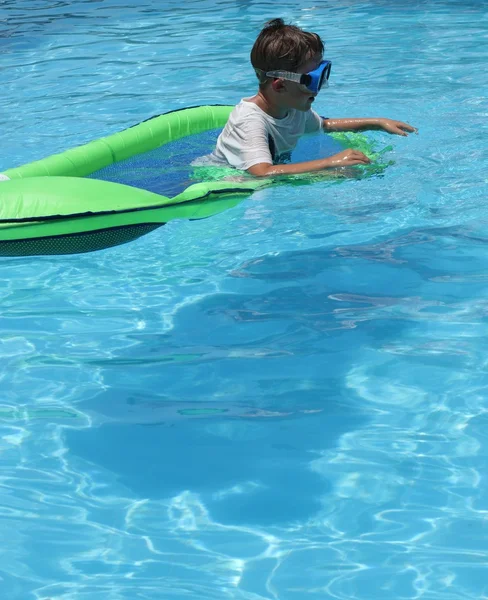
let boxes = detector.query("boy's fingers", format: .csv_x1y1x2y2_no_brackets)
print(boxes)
400,123,418,133
355,151,371,163
391,126,408,136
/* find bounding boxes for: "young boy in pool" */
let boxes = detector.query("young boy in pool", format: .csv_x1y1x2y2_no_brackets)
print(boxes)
210,18,416,177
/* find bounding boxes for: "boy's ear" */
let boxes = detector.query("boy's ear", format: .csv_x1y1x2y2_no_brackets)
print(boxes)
271,78,286,93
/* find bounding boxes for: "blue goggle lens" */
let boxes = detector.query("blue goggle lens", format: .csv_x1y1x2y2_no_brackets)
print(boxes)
302,61,331,92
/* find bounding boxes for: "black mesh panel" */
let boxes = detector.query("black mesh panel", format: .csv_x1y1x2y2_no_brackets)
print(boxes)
0,223,162,257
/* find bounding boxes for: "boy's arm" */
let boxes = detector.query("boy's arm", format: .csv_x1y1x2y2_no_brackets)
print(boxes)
247,149,371,178
323,117,417,136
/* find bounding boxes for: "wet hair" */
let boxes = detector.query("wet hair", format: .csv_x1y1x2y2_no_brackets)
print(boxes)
251,18,324,86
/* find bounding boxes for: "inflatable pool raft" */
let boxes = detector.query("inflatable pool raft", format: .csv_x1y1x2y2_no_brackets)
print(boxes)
0,105,390,257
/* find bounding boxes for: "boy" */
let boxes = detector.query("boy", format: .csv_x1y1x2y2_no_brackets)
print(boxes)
210,18,417,177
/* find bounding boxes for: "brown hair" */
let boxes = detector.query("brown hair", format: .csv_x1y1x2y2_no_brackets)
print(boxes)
251,18,324,85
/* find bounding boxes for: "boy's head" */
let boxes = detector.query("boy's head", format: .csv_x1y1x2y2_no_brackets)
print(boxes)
250,19,327,111
251,19,324,86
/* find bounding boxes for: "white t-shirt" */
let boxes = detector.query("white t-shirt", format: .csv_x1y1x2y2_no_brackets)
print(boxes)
208,99,323,170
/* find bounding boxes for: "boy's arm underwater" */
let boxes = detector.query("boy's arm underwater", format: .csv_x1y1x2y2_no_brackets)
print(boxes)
323,117,418,137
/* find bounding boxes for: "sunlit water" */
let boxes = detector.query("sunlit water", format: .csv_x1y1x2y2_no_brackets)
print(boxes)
1,1,488,598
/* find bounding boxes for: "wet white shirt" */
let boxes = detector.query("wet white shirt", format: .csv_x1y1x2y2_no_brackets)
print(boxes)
209,99,323,170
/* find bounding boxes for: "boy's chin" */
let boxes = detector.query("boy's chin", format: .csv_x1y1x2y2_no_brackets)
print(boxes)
303,96,316,109
298,99,315,111
283,97,315,111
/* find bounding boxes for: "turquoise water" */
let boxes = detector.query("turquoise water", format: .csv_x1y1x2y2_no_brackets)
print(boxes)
1,1,488,598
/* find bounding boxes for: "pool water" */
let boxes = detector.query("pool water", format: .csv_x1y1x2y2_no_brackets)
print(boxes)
1,1,488,599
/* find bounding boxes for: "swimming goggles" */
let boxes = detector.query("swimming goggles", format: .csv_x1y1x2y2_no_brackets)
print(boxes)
265,60,332,94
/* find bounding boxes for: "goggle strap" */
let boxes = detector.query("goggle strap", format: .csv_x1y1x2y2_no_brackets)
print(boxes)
264,70,303,84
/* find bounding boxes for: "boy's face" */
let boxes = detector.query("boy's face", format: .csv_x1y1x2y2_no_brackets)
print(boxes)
279,53,324,112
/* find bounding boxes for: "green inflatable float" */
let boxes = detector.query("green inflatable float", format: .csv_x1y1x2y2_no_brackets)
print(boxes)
0,105,391,257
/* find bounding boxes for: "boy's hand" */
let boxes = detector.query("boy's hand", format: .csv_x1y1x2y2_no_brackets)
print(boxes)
378,119,418,136
326,149,371,167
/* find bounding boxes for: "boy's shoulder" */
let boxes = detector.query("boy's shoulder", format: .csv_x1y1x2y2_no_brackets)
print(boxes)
231,99,315,123
225,100,319,136
223,99,270,133
230,98,265,118
229,99,298,125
